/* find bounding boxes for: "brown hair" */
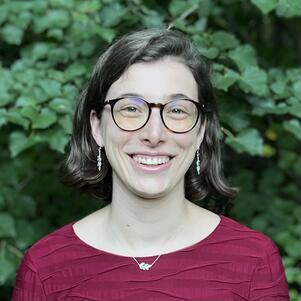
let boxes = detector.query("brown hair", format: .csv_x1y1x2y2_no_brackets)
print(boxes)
60,28,238,202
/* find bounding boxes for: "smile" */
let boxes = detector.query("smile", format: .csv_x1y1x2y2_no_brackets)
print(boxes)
128,154,174,174
132,155,170,165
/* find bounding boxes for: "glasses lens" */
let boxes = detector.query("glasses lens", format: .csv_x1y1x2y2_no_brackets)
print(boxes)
163,100,199,132
113,97,148,131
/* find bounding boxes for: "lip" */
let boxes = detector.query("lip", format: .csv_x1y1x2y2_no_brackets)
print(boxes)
128,154,174,174
128,152,175,157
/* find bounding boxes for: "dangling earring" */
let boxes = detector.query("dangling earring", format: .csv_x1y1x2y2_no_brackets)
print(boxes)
196,149,201,175
97,146,102,171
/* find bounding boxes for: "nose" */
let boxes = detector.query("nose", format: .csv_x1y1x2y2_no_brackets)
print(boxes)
139,108,167,146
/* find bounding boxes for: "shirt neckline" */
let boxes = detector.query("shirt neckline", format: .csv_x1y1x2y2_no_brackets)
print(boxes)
69,214,225,259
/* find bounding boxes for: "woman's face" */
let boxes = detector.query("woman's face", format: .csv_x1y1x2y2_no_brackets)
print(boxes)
90,56,206,198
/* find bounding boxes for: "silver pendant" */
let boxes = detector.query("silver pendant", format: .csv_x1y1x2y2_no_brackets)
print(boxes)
139,262,152,270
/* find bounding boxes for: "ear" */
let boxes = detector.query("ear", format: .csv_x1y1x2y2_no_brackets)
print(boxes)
196,119,207,149
90,110,104,147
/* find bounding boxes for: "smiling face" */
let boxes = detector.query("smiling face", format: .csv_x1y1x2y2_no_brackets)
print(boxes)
90,56,206,199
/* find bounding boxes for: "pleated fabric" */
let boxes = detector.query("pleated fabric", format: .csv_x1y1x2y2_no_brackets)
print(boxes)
12,215,289,301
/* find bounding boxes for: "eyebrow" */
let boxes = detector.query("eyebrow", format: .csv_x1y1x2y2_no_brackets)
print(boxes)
117,93,193,100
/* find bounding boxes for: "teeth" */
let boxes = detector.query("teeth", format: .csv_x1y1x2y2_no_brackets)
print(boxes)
132,155,170,165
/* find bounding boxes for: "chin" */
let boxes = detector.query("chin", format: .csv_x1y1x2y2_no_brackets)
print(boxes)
129,180,171,199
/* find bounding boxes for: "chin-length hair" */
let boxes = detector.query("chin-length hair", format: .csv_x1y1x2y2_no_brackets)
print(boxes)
60,28,238,202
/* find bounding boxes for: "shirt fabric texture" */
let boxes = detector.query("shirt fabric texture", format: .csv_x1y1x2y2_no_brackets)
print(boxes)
12,215,289,301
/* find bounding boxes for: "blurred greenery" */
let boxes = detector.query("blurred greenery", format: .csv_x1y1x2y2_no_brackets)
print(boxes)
0,0,300,300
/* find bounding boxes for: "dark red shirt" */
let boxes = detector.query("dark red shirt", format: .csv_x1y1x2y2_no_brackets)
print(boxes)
12,215,289,300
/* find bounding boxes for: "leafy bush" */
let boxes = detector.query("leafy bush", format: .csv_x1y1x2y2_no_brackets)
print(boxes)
0,0,300,300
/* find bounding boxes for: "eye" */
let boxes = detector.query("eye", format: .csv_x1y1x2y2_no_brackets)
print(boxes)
170,108,187,114
122,106,139,112
167,106,189,115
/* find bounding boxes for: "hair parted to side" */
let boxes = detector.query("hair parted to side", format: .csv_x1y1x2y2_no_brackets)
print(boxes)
60,28,238,202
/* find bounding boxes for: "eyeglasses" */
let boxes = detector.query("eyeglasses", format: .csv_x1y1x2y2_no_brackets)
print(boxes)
103,96,206,133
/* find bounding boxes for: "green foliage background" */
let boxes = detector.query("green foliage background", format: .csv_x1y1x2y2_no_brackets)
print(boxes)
0,0,300,299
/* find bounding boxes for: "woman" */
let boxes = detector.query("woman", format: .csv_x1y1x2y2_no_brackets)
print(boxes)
13,28,289,300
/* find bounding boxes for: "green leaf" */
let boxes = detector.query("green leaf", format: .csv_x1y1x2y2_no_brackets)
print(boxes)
262,144,276,157
99,3,125,27
5,108,30,129
228,45,257,72
226,128,263,156
34,9,70,33
213,69,240,91
0,213,16,238
211,31,239,50
8,195,36,218
292,80,301,98
95,26,116,43
0,108,7,128
283,119,301,140
32,108,57,129
29,42,51,61
286,69,301,82
276,0,301,18
194,0,213,17
15,219,40,249
238,67,268,96
65,63,87,80
247,97,289,116
169,0,192,17
50,0,75,9
198,46,219,59
270,81,286,96
77,0,102,12
14,11,32,29
0,3,9,25
141,12,164,28
219,99,250,131
0,248,16,285
31,1,48,14
47,28,64,41
255,101,288,116
58,115,72,134
20,106,39,122
48,47,69,64
0,194,5,209
62,84,78,101
77,40,97,57
287,97,301,118
9,131,44,157
251,0,278,14
49,98,72,114
9,131,29,157
279,150,298,171
47,129,69,153
1,24,23,45
38,79,61,98
268,69,289,99
0,68,13,106
48,69,66,82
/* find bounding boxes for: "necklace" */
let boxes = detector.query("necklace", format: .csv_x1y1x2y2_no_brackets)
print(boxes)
132,255,161,270
130,223,186,271
110,216,186,271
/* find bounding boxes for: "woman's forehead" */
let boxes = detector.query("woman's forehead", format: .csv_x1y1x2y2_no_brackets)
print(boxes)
106,57,198,101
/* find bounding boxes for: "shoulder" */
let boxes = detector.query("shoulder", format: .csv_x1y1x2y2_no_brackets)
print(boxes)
14,222,80,298
23,222,80,269
211,215,288,289
217,215,280,258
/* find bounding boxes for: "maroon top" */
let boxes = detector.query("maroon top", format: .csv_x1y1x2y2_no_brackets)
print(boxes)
12,215,289,301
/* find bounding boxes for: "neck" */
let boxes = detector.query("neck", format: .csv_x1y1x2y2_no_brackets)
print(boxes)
106,174,190,255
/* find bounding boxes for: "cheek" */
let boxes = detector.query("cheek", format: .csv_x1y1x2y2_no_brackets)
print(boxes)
102,122,133,154
175,131,198,150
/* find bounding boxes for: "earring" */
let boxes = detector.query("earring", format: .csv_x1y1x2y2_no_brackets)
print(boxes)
97,146,102,171
196,149,201,175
